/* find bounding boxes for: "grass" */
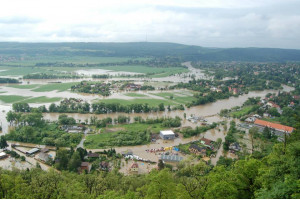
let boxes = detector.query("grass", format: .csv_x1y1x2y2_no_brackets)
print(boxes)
149,68,189,78
0,95,30,103
0,95,61,104
84,123,163,149
150,92,197,105
19,96,62,104
99,65,189,76
4,56,148,65
97,98,178,106
32,82,78,92
230,106,254,118
6,84,40,89
124,93,148,97
105,123,163,134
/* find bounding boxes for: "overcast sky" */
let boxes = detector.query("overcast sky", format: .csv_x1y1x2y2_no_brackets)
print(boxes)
0,0,299,49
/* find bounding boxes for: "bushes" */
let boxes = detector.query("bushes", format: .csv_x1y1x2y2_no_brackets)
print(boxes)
223,121,237,151
181,123,217,138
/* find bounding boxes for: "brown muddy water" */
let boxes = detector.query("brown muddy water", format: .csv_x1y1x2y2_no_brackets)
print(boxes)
0,85,293,135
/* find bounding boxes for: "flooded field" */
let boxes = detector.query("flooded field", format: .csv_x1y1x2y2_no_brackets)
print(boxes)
76,69,143,76
0,62,295,172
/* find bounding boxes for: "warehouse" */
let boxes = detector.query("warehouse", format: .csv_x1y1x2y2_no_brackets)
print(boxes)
159,130,175,140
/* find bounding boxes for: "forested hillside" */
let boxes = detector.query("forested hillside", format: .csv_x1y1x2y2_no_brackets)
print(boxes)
0,42,299,62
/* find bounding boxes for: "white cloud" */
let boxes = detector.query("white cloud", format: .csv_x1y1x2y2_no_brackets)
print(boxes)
0,0,299,48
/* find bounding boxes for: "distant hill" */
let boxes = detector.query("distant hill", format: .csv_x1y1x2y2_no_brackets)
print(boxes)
0,42,299,62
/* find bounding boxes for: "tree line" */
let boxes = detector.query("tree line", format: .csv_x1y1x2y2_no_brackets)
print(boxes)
0,130,299,198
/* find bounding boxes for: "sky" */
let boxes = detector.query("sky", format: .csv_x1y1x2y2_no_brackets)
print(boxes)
0,0,299,49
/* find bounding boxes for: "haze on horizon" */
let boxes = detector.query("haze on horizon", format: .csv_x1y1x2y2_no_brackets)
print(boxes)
0,0,299,49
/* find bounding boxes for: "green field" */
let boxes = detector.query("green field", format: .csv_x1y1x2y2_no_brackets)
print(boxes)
19,96,62,104
0,95,30,103
6,84,41,89
3,56,148,66
150,92,196,105
124,93,148,97
0,64,187,78
149,68,189,78
31,82,78,92
84,123,163,149
230,106,255,118
0,95,61,104
99,65,189,76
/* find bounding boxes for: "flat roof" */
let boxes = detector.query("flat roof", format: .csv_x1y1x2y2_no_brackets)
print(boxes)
0,152,7,157
26,148,40,154
161,154,183,162
160,130,175,136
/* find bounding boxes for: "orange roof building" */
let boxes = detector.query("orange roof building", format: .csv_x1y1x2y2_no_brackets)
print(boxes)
254,119,294,133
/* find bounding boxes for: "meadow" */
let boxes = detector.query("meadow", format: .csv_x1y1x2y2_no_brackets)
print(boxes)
31,82,78,92
124,93,148,97
1,56,149,66
0,95,61,104
150,91,197,105
0,95,30,103
230,106,255,118
84,123,163,149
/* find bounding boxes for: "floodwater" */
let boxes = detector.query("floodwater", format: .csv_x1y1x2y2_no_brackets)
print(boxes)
75,69,143,76
0,84,294,136
42,85,293,128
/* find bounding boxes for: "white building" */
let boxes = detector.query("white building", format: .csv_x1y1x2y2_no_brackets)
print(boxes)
159,130,175,140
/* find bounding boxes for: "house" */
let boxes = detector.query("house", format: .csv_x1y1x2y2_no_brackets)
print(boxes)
99,161,109,171
202,157,210,163
130,162,139,172
233,88,239,95
267,101,280,108
41,148,49,153
160,154,183,162
229,142,241,152
263,113,271,118
61,125,84,133
252,114,262,119
160,130,175,140
38,152,51,163
121,149,133,157
254,119,294,134
245,117,256,123
127,84,141,91
288,102,295,107
0,152,8,159
26,148,40,156
189,144,206,156
79,162,92,173
87,153,99,159
200,138,214,147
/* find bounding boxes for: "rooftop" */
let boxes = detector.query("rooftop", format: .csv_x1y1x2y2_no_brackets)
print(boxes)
81,162,90,167
160,130,175,136
201,138,213,146
254,119,294,133
0,152,7,157
161,154,183,162
26,148,40,154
